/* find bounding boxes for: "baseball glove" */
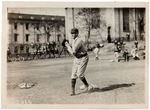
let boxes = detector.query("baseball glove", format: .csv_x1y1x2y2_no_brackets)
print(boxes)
62,39,69,47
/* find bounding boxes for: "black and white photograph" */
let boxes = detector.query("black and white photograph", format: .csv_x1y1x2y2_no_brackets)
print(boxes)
2,2,149,109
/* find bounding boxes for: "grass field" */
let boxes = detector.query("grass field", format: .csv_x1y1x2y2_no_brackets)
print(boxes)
7,51,146,104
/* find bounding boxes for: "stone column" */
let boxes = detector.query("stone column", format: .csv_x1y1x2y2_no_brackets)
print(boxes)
65,8,74,44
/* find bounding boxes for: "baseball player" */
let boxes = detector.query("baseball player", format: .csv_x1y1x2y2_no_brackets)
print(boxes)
131,47,140,60
65,28,93,96
93,42,104,60
113,40,122,62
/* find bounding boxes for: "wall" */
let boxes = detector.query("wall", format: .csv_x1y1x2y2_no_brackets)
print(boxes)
119,8,145,41
99,8,116,41
65,8,118,44
8,8,65,16
65,8,145,43
8,19,65,54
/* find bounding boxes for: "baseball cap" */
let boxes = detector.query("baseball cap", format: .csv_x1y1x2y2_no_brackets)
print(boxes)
71,28,79,34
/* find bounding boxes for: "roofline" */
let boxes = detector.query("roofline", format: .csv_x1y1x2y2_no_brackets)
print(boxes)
8,13,65,22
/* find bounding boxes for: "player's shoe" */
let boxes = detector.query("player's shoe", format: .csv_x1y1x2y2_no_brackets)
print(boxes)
70,93,75,96
80,84,99,92
70,90,75,96
80,84,94,92
80,85,86,90
87,85,94,92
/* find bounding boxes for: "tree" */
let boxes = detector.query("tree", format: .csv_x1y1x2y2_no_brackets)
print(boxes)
80,8,91,40
40,20,65,43
42,21,53,41
34,21,53,43
30,20,58,44
76,8,101,48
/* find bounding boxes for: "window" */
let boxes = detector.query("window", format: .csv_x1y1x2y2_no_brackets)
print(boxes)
26,23,29,30
14,34,18,42
91,8,100,29
36,24,39,30
14,46,18,54
123,8,129,32
26,47,29,53
37,34,40,42
56,25,60,31
14,23,17,30
20,45,24,51
26,34,29,42
57,34,61,42
47,36,50,42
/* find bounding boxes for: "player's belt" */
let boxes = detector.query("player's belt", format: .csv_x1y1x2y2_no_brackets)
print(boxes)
78,52,88,58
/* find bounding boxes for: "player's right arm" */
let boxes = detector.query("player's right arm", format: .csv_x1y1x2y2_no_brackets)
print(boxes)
65,42,73,55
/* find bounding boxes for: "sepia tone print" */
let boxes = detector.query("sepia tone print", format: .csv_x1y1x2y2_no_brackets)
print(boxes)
2,2,148,109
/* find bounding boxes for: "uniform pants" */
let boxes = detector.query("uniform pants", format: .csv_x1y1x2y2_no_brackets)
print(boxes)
71,55,89,79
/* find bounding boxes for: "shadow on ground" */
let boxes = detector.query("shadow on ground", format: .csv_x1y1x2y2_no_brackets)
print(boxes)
76,83,135,95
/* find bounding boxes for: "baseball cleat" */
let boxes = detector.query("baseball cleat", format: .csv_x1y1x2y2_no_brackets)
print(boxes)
80,85,93,92
70,91,75,96
80,85,86,90
70,93,75,96
87,85,94,92
80,84,99,92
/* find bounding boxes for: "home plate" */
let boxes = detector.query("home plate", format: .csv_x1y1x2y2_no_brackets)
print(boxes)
18,82,35,89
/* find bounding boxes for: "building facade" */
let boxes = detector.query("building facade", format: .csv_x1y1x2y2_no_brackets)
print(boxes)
7,8,145,55
8,13,65,55
65,8,145,44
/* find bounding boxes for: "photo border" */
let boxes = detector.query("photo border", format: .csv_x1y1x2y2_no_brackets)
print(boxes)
2,1,149,109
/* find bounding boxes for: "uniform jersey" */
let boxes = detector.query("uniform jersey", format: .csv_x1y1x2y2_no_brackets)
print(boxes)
72,37,87,57
67,36,89,79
